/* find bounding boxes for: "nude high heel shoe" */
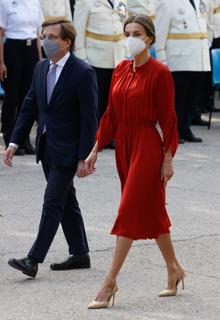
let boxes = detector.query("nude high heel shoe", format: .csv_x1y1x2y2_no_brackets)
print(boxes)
88,284,118,309
159,270,187,297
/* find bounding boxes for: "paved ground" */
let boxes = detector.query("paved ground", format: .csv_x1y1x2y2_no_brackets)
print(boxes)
0,101,220,320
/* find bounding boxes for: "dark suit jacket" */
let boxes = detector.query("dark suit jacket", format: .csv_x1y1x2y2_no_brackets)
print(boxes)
11,53,98,167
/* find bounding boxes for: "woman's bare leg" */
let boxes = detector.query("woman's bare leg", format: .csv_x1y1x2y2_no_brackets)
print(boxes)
95,236,133,301
155,233,185,289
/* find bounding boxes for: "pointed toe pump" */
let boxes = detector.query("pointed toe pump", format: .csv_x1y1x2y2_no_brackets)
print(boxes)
159,270,187,297
88,284,118,309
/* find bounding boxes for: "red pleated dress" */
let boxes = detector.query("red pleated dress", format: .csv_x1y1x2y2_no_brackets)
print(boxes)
96,57,178,240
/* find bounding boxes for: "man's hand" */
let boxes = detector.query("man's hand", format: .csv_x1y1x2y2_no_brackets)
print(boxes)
76,160,90,178
85,149,97,174
4,146,17,167
76,142,98,178
0,62,7,82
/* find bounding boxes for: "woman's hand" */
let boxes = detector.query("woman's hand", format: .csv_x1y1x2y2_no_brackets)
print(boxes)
85,149,97,175
76,142,98,178
161,151,174,187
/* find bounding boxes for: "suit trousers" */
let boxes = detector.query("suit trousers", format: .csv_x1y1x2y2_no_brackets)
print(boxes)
28,137,89,263
1,39,38,146
172,71,203,136
93,67,114,122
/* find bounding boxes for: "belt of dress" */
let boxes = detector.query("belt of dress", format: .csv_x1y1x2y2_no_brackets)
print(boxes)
214,6,220,14
86,30,124,42
167,32,208,40
6,38,37,46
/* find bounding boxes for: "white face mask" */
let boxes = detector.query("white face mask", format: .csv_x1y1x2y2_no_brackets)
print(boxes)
124,36,147,58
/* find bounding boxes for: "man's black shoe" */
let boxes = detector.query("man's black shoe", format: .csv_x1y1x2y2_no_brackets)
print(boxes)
24,143,36,155
15,148,25,156
192,119,209,126
50,253,90,270
212,107,220,112
178,136,185,144
8,257,38,278
181,133,203,143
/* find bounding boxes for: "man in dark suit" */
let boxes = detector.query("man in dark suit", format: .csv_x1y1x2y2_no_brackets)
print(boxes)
4,17,98,278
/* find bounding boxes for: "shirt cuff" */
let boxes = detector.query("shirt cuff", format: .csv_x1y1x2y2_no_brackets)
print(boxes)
9,143,19,149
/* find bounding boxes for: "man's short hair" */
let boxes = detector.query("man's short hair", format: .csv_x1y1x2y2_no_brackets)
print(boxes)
42,17,77,51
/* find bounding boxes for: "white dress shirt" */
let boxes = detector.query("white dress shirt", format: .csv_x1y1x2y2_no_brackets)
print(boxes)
49,51,70,84
0,0,43,39
9,51,71,149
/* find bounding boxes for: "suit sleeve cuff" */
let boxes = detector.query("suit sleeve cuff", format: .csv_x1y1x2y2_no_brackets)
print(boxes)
9,143,19,149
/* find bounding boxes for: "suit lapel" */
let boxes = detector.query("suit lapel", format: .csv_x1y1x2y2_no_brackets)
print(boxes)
181,0,197,14
41,59,50,107
47,54,76,107
107,0,114,8
189,0,196,11
94,0,112,9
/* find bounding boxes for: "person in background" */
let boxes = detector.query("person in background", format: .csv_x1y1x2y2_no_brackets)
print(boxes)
212,0,220,47
39,0,72,20
193,0,214,126
74,0,127,149
0,0,43,155
127,0,155,20
200,0,220,113
155,0,213,144
4,17,98,278
69,0,75,19
211,0,220,110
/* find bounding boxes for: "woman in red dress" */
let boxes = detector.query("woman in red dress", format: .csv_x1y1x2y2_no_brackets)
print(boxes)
79,14,186,308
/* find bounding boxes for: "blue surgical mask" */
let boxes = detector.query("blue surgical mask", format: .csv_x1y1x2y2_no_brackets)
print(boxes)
43,38,60,59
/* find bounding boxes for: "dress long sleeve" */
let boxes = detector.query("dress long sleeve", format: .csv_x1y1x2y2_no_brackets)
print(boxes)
155,66,178,157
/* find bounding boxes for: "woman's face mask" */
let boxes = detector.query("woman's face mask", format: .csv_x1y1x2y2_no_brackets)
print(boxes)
124,36,147,58
124,22,153,59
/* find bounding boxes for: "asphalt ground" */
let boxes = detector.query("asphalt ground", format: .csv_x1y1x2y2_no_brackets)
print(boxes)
0,100,220,320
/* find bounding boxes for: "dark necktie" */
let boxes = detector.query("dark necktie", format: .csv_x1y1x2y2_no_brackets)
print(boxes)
189,0,196,10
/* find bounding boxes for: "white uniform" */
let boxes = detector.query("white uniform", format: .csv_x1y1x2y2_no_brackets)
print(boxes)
0,0,43,39
39,0,72,21
0,0,43,148
127,0,155,19
213,0,220,38
74,0,127,68
155,0,214,71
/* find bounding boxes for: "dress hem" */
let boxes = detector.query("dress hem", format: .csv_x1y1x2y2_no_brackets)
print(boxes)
110,228,171,241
